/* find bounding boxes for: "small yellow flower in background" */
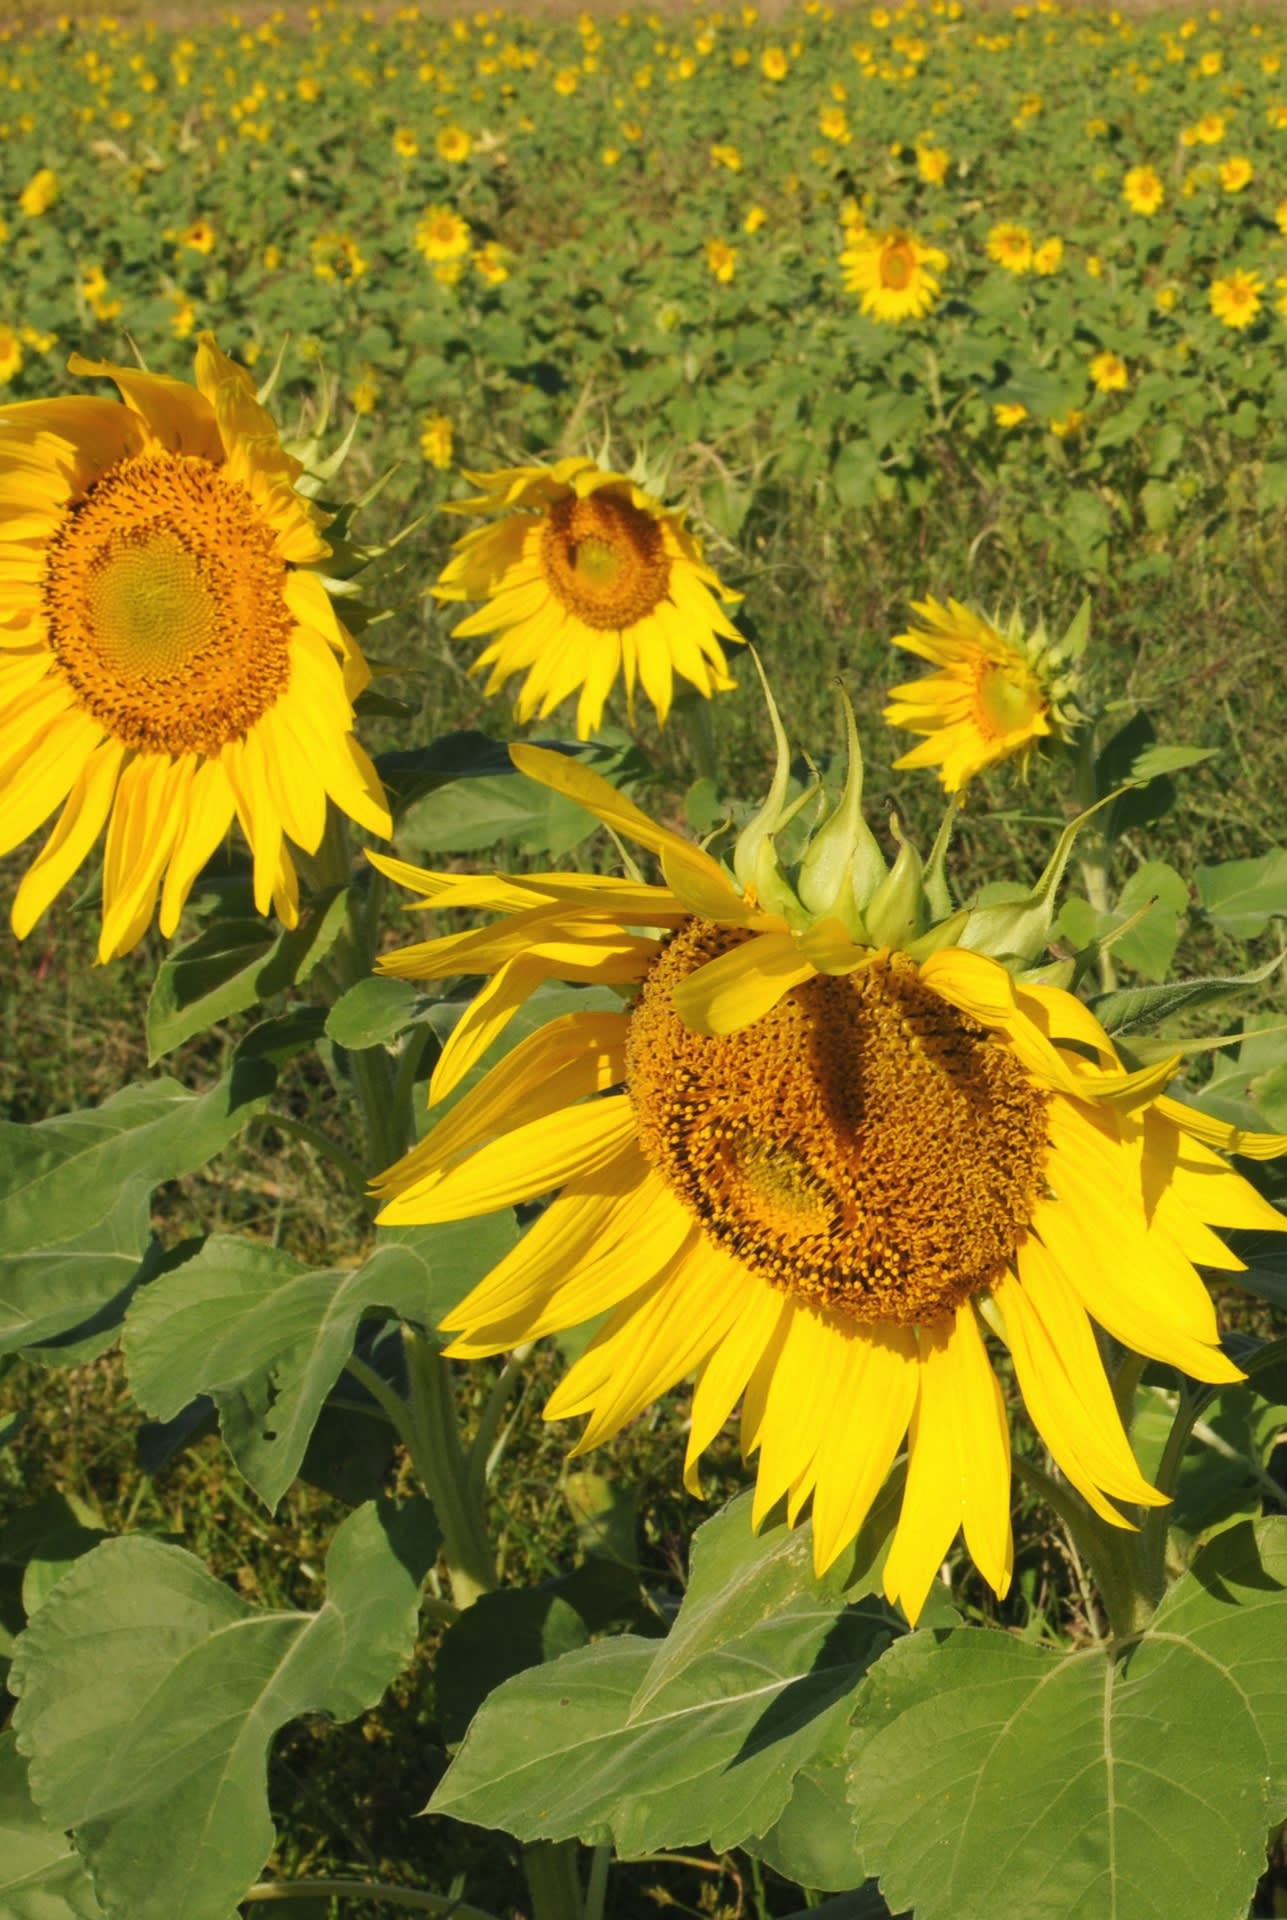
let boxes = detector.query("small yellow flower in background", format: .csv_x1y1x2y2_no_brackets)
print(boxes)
842,225,948,323
744,204,767,234
392,126,419,159
431,456,743,738
706,237,738,283
710,141,742,170
986,222,1032,273
1198,47,1222,75
1123,164,1165,214
1086,254,1104,279
761,45,789,79
553,67,579,95
351,374,379,415
0,218,10,247
0,325,24,384
1050,408,1084,438
167,291,198,338
436,124,473,162
263,244,282,272
601,145,621,166
472,240,510,285
181,218,216,255
297,74,321,102
1210,268,1264,328
1089,350,1129,392
1032,236,1064,274
820,105,851,143
18,168,58,216
415,205,472,262
1276,196,1287,236
420,413,454,469
1219,154,1254,192
433,259,466,287
1269,103,1287,129
1155,284,1179,311
20,325,55,355
1085,115,1109,137
994,401,1027,428
1194,110,1226,143
884,596,1081,792
0,335,391,961
916,142,949,184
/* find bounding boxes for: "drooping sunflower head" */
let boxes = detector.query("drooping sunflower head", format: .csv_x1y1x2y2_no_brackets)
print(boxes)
370,703,1287,1624
431,455,744,739
839,224,948,323
0,334,391,961
883,595,1086,796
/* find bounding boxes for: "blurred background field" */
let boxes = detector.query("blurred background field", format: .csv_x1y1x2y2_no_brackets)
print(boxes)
3,0,1287,1914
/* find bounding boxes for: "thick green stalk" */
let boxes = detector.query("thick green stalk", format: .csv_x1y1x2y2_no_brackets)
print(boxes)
522,1841,584,1920
404,1327,496,1610
305,806,497,1611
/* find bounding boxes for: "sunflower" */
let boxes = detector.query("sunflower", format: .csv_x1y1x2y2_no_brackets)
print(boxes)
840,226,948,323
1089,350,1129,393
1122,165,1165,215
883,596,1082,794
371,740,1286,1625
431,457,743,738
985,222,1033,273
1210,268,1264,329
0,335,391,961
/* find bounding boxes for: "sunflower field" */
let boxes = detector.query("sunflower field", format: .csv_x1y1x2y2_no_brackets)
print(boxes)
3,1,1287,1918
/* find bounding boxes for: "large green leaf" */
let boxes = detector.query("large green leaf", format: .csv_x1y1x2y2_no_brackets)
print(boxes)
395,737,649,859
848,1518,1287,1920
9,1500,438,1920
145,893,348,1062
0,1732,104,1920
429,1494,900,1854
0,1065,274,1357
1056,860,1188,981
1195,848,1287,938
122,1216,517,1508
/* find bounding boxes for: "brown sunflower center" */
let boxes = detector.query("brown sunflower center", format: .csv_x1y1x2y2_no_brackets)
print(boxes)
43,450,294,756
625,920,1049,1325
880,242,915,290
540,490,672,630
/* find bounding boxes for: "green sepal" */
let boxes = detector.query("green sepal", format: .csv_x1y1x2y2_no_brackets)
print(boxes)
797,689,888,923
904,908,969,963
959,789,1117,964
734,652,794,894
864,818,926,948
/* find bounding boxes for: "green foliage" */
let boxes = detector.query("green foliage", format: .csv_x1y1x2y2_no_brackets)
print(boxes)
0,1064,274,1357
121,1221,516,1508
9,1500,438,1920
431,1494,902,1857
0,1732,104,1920
847,1520,1287,1920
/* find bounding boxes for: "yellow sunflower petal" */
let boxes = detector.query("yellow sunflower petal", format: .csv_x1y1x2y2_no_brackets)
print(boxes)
10,737,125,939
510,743,749,921
375,1093,637,1226
456,1167,693,1358
685,1275,790,1494
808,1323,919,1574
883,1305,1012,1622
671,931,816,1036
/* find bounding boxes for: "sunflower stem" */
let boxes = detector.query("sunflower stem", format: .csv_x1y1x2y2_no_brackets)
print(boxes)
686,698,720,790
305,807,495,1613
1013,1456,1158,1640
522,1841,583,1920
403,1326,496,1610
